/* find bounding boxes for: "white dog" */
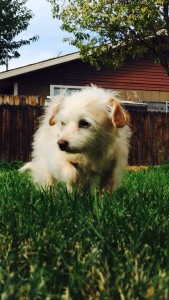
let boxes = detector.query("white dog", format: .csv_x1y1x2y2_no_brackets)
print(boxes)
20,86,131,193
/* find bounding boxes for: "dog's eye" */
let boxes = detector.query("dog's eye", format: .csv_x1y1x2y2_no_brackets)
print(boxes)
79,119,90,128
61,121,65,126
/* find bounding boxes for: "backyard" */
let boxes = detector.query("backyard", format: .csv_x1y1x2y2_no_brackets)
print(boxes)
0,161,169,299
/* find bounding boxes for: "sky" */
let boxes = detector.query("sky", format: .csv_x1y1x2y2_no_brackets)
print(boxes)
0,0,77,72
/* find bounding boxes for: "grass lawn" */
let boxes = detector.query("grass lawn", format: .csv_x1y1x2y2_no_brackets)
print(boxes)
0,161,169,300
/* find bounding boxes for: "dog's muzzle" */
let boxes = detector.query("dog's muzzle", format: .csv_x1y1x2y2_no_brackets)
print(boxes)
57,139,80,153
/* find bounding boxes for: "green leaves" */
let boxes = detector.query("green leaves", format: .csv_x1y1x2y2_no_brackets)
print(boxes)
0,0,39,66
48,0,169,73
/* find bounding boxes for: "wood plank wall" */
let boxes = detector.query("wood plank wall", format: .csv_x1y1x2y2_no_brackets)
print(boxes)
0,104,169,165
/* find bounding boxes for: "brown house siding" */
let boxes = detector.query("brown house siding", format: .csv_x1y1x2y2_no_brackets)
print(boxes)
17,58,169,90
1,56,169,101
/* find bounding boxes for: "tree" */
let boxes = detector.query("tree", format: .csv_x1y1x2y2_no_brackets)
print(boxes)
48,0,169,74
0,0,38,68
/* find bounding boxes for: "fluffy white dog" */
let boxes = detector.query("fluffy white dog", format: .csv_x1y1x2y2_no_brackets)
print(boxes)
20,86,131,193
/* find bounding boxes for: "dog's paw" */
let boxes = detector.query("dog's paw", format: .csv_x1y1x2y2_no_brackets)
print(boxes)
62,161,79,185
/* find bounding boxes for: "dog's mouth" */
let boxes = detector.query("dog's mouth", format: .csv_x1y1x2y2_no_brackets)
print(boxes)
64,148,81,154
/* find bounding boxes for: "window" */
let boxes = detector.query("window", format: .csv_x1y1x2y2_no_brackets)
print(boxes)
50,85,85,97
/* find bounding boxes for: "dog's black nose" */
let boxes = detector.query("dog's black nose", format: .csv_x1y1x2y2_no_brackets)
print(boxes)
57,139,69,151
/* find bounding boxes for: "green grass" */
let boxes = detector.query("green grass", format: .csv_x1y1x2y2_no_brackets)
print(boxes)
0,162,169,300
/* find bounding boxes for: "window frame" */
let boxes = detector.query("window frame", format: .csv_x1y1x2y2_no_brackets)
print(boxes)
50,85,86,96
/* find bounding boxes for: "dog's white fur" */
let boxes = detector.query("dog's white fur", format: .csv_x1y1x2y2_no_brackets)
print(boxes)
20,86,131,192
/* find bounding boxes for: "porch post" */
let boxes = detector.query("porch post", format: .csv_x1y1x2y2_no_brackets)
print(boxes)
14,82,18,95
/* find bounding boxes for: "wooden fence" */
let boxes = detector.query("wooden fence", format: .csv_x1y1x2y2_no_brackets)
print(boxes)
0,94,43,106
0,105,43,162
129,110,169,165
0,104,169,165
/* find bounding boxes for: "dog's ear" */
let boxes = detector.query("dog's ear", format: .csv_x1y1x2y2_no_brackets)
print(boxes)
49,97,64,126
110,98,130,128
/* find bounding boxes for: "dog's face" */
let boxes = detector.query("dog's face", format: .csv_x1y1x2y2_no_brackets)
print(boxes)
48,88,130,154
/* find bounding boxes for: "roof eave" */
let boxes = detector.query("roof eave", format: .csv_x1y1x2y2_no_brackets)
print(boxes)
0,52,80,80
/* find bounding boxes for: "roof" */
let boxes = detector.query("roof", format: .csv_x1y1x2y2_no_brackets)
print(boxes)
0,52,80,80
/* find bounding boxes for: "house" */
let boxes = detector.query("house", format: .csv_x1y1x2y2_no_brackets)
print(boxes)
1,51,169,105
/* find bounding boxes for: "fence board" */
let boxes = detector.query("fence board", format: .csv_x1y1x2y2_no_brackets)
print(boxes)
0,95,43,106
1,104,169,165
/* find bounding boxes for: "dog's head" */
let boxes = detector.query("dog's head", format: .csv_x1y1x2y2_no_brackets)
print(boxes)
48,87,130,154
